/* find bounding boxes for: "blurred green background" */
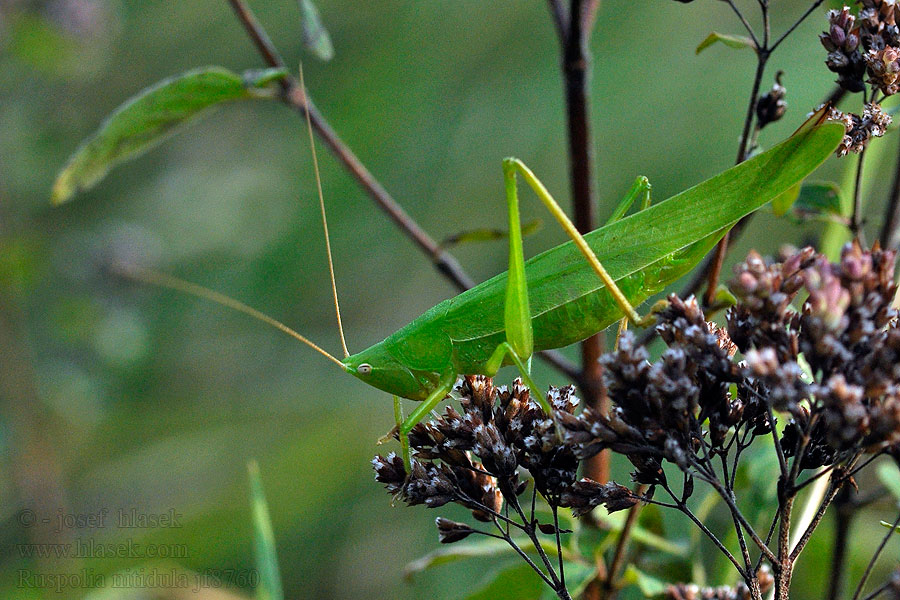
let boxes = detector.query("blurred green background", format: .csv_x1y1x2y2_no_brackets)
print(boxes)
1,0,898,598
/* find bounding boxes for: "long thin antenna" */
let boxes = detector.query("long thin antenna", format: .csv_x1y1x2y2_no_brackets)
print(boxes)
116,263,347,370
298,62,349,359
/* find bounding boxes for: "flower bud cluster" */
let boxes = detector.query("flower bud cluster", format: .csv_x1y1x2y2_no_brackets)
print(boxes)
821,3,900,95
827,103,892,157
730,242,900,468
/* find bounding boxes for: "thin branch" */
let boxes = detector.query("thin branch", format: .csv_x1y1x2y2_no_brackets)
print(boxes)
851,145,869,243
770,0,827,52
226,0,475,291
723,0,762,49
552,505,567,592
546,0,568,42
694,458,778,565
768,405,789,478
493,518,558,589
606,484,647,590
851,509,900,600
879,134,900,250
662,483,748,578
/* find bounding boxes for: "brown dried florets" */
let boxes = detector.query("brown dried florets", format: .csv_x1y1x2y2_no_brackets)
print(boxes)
828,104,892,156
822,2,900,94
755,73,787,130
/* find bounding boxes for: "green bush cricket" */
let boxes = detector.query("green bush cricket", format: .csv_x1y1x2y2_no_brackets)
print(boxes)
120,110,843,470
51,63,843,469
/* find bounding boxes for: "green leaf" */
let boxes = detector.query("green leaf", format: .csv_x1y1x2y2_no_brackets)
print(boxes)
243,67,290,89
404,538,514,580
877,462,900,501
248,460,283,600
772,182,801,217
439,219,542,249
463,563,545,600
622,565,669,598
298,0,334,61
696,32,756,55
880,520,900,534
52,67,281,205
794,182,841,217
600,510,688,557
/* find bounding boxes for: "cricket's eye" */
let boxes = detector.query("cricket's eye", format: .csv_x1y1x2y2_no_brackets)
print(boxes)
358,363,372,375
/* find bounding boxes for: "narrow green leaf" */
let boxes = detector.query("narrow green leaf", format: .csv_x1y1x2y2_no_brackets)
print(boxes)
404,539,513,580
243,67,290,89
439,219,542,249
696,32,755,55
623,565,669,598
52,67,277,205
463,563,545,600
877,462,900,501
793,181,843,217
248,460,283,600
601,510,688,556
880,520,900,534
298,0,334,61
772,182,802,216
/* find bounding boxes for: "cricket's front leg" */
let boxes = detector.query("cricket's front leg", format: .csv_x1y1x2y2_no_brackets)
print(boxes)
394,373,456,470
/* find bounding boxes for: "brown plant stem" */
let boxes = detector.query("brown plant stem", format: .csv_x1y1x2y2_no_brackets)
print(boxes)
850,145,869,243
851,509,900,600
552,0,607,487
225,0,583,379
879,135,900,250
226,0,474,292
826,485,855,600
602,484,647,596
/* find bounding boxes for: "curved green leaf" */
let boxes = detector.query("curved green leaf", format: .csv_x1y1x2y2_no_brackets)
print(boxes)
248,460,283,600
696,32,755,55
52,66,285,205
771,182,801,217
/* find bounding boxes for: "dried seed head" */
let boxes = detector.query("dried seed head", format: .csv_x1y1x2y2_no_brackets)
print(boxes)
559,478,638,517
435,517,475,544
756,72,787,130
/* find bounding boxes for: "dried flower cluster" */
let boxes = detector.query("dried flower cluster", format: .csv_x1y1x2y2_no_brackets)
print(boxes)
374,243,900,599
755,73,787,130
822,2,900,95
821,3,897,155
828,103,892,156
373,376,588,523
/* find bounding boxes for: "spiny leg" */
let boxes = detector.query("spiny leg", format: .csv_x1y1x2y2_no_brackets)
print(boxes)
504,158,662,328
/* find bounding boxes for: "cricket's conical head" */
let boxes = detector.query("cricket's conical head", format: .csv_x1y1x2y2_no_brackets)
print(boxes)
343,341,431,401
